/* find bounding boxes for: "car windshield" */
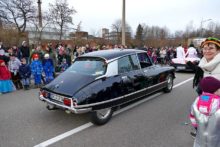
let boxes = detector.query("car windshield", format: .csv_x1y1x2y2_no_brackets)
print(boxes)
66,57,107,76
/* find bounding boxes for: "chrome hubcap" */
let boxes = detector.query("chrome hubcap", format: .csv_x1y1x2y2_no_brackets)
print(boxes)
96,108,111,119
167,76,173,90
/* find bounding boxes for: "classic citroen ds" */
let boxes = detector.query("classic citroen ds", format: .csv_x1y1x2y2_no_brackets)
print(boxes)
39,49,175,125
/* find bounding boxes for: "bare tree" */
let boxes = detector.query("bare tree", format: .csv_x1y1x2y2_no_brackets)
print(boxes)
48,0,76,41
0,18,2,29
135,24,144,47
111,19,132,44
111,20,121,44
214,23,220,38
0,0,36,33
159,27,169,40
111,19,132,33
29,12,51,44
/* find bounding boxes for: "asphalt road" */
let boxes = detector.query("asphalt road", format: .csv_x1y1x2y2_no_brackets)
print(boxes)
0,72,196,147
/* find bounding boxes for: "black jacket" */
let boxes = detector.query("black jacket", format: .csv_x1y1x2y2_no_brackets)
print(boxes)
20,46,30,58
186,61,204,88
0,55,9,65
19,64,31,79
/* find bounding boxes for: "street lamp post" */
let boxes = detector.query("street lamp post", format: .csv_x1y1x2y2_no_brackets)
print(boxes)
37,0,42,43
200,18,212,37
122,0,126,46
37,0,42,28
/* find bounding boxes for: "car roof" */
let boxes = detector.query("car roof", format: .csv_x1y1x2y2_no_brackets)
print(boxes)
80,49,146,61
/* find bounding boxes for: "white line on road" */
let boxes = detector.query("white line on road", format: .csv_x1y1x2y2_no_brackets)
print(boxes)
34,77,193,147
34,123,93,147
173,77,193,88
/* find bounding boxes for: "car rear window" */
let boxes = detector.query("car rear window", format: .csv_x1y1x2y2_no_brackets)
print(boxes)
66,57,107,76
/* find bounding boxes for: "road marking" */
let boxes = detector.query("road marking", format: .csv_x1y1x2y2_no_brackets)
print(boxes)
34,77,193,147
34,123,93,147
173,77,193,88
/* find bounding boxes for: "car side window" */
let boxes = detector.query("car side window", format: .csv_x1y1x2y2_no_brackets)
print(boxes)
137,53,152,68
130,54,140,70
118,55,139,74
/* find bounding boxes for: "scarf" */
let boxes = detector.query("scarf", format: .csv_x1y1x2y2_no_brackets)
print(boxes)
199,53,220,72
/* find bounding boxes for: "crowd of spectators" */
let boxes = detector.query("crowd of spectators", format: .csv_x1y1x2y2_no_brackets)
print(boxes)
0,41,201,94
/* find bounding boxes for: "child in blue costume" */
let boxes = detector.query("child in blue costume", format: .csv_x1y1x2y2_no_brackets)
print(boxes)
31,54,43,88
42,54,54,84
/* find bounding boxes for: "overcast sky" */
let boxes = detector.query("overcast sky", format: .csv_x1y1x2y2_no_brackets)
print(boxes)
42,0,220,35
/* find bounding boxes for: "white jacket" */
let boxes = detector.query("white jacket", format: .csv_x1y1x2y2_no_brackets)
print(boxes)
199,53,220,81
176,46,185,59
186,47,198,58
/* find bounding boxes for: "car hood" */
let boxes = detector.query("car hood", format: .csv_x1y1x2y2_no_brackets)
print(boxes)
44,72,96,96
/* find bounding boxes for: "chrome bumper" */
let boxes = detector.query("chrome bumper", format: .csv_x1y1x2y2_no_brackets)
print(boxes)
39,95,92,114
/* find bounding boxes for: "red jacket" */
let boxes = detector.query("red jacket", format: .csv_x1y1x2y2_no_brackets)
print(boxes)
0,65,11,80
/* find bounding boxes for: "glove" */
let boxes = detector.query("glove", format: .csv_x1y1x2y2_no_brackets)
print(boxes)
193,66,204,88
186,61,204,87
186,61,197,71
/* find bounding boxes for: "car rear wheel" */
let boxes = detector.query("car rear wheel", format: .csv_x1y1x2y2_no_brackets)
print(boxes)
163,74,173,93
91,108,113,125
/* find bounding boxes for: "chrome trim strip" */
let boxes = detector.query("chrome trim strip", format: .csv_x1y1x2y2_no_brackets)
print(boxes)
75,81,167,109
40,80,167,112
77,56,107,62
107,52,141,63
39,95,92,114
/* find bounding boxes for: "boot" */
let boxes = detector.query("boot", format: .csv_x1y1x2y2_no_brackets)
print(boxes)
19,81,23,89
37,84,41,88
190,131,196,139
24,85,27,90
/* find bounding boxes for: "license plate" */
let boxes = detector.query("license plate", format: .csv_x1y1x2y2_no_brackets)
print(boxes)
177,66,185,70
50,93,63,102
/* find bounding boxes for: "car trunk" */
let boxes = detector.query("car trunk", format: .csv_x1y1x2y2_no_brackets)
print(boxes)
43,72,96,96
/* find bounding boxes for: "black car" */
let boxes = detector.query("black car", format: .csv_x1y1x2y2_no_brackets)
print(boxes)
39,49,175,125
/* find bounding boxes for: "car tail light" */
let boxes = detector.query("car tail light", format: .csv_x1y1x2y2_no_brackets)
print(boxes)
40,90,48,98
63,98,72,106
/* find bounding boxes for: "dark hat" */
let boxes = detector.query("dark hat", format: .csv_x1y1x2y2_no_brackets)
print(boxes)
199,76,220,93
189,43,194,47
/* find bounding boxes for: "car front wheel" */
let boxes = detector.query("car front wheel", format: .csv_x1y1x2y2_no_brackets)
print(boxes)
91,108,113,125
163,74,173,93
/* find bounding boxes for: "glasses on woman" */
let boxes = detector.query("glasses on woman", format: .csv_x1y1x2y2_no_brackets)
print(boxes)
202,45,216,52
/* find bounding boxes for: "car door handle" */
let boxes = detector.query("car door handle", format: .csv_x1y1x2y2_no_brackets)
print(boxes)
122,76,128,80
148,77,153,80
